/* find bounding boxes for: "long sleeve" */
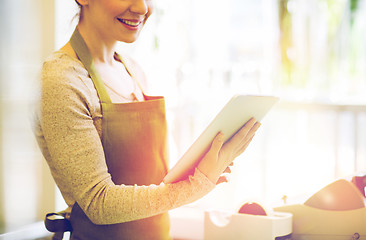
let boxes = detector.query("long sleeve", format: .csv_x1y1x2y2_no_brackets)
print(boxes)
33,51,215,225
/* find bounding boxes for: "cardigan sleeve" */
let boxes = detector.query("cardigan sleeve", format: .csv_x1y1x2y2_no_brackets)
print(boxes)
34,52,215,225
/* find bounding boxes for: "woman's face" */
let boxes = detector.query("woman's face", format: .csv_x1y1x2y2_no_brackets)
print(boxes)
79,0,153,43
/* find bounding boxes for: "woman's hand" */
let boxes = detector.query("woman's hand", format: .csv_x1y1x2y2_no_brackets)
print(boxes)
197,118,261,184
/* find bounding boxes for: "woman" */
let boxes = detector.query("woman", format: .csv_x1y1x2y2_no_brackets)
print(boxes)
34,0,261,239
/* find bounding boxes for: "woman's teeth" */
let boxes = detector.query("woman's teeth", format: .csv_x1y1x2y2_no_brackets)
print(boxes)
118,19,140,27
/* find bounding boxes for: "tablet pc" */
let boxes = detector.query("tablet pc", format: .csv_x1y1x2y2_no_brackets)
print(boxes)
163,95,279,184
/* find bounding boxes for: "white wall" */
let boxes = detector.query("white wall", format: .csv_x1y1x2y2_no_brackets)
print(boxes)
0,0,56,232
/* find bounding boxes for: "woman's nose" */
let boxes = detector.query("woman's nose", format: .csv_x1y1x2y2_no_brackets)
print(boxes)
129,0,148,15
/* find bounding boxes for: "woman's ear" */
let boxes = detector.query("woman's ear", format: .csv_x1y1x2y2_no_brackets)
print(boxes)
75,0,88,6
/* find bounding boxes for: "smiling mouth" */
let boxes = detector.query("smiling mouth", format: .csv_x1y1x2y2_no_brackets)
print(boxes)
117,18,142,27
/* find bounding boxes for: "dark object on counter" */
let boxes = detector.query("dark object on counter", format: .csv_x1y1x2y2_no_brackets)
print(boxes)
44,212,72,240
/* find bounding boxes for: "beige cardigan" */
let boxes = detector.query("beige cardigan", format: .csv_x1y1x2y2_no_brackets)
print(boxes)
33,51,215,225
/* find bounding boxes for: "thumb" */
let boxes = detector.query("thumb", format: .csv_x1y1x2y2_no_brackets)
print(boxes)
209,132,225,156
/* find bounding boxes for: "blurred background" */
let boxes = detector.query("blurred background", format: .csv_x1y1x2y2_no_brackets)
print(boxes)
0,0,365,236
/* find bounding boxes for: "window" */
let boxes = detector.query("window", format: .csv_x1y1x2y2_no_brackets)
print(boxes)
53,0,366,211
121,0,366,210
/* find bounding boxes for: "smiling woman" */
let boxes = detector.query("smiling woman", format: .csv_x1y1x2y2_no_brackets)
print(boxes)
75,0,152,44
33,0,261,239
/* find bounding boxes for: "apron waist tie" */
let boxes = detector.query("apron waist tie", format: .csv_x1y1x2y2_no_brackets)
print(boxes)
45,212,73,240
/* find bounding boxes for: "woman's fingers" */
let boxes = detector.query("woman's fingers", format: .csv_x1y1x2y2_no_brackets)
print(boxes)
216,174,230,185
217,165,233,184
223,165,232,174
224,118,260,156
238,121,261,147
228,118,257,146
237,118,257,138
235,135,255,157
239,118,260,140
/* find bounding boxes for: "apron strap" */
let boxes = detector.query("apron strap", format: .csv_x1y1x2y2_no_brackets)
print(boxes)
70,28,112,104
114,52,147,97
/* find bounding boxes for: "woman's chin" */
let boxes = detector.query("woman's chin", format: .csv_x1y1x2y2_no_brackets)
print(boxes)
121,39,138,44
118,33,141,44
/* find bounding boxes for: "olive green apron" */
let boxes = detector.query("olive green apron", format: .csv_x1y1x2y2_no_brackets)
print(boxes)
67,28,171,240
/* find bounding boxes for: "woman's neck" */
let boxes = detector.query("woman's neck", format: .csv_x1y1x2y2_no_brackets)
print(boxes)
76,23,117,65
